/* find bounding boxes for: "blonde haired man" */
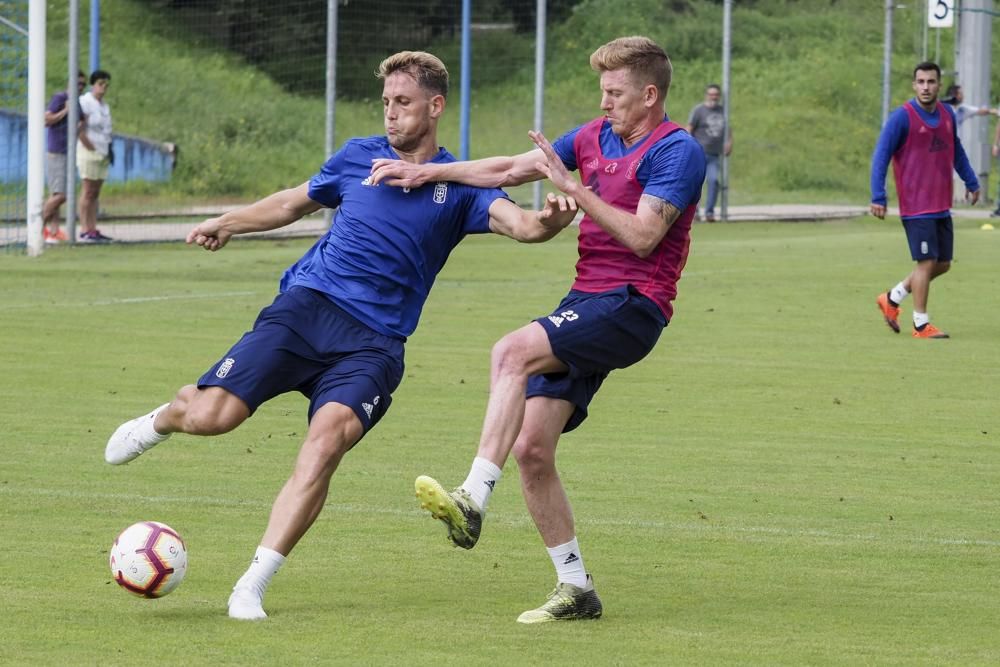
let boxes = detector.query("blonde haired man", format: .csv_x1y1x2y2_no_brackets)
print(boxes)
371,36,705,622
104,51,577,620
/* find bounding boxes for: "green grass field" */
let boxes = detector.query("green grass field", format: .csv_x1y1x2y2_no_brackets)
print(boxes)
3,219,1000,665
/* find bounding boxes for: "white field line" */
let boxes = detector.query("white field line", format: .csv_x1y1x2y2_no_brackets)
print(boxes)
0,290,259,311
4,485,999,549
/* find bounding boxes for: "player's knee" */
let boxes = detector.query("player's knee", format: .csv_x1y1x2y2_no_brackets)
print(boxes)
491,335,530,378
513,434,555,473
936,260,951,275
294,434,350,482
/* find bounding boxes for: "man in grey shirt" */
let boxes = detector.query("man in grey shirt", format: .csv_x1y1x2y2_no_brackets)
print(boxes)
686,84,733,221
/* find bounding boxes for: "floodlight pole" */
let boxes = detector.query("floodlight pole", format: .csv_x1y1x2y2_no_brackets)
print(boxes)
921,1,928,61
532,0,546,211
720,0,731,221
27,0,46,256
881,0,893,127
956,0,993,183
324,0,338,228
459,0,471,160
67,0,80,243
89,0,99,71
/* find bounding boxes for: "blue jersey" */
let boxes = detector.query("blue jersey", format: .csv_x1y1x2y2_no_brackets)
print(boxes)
280,137,508,339
551,117,705,213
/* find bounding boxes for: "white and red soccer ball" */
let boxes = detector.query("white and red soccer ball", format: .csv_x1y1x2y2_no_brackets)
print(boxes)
110,521,187,598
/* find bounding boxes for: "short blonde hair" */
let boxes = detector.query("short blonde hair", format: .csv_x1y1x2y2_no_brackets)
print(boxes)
377,51,449,99
590,36,672,97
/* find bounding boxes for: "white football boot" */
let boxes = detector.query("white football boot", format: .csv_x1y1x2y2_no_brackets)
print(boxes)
105,403,171,465
228,587,268,620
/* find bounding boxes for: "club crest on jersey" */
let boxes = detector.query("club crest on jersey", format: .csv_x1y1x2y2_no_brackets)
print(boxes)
433,182,448,204
216,358,235,379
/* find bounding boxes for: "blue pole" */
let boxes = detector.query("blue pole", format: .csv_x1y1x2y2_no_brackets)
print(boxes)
89,0,99,73
459,0,471,160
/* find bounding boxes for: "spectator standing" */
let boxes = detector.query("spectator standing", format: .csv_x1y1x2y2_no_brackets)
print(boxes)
941,84,996,127
686,83,732,222
42,72,87,244
870,62,980,339
77,70,113,242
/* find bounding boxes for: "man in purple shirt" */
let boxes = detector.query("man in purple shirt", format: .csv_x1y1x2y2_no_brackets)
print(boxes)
42,72,88,243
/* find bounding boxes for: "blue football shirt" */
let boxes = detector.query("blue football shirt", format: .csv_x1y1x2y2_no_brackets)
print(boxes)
280,136,508,339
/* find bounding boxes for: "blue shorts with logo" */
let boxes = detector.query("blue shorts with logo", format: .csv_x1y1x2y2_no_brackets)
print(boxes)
198,286,405,438
528,285,667,433
902,215,953,261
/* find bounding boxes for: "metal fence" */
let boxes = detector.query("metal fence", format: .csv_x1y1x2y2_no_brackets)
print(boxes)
1,0,27,251
6,0,551,250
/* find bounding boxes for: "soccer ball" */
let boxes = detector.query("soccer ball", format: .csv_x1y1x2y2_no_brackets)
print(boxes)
110,521,188,598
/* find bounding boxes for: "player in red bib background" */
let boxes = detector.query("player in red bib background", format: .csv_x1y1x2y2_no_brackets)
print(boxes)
870,61,980,339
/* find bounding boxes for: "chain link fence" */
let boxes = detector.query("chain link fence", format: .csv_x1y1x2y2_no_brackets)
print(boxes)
4,0,557,248
1,0,28,252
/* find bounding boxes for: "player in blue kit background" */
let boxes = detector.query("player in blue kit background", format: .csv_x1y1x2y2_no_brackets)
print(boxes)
103,51,578,620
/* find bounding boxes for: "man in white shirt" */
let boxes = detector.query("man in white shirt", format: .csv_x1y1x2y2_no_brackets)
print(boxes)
77,70,113,242
942,84,996,126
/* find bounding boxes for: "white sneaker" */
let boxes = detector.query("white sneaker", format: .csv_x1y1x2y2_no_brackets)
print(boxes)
105,403,171,465
228,587,267,620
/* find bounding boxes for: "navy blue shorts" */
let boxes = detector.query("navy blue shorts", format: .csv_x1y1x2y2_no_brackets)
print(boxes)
902,216,953,261
527,285,667,433
198,286,405,436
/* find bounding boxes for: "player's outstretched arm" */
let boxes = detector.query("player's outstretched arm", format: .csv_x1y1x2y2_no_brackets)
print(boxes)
187,182,322,251
487,194,577,243
369,149,547,189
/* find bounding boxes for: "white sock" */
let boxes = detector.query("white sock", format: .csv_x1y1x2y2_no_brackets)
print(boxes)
461,456,502,512
228,546,285,620
913,311,930,329
141,403,171,441
547,538,588,588
889,282,909,305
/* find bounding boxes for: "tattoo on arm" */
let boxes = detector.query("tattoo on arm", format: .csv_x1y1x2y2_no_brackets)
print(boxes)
641,194,681,227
